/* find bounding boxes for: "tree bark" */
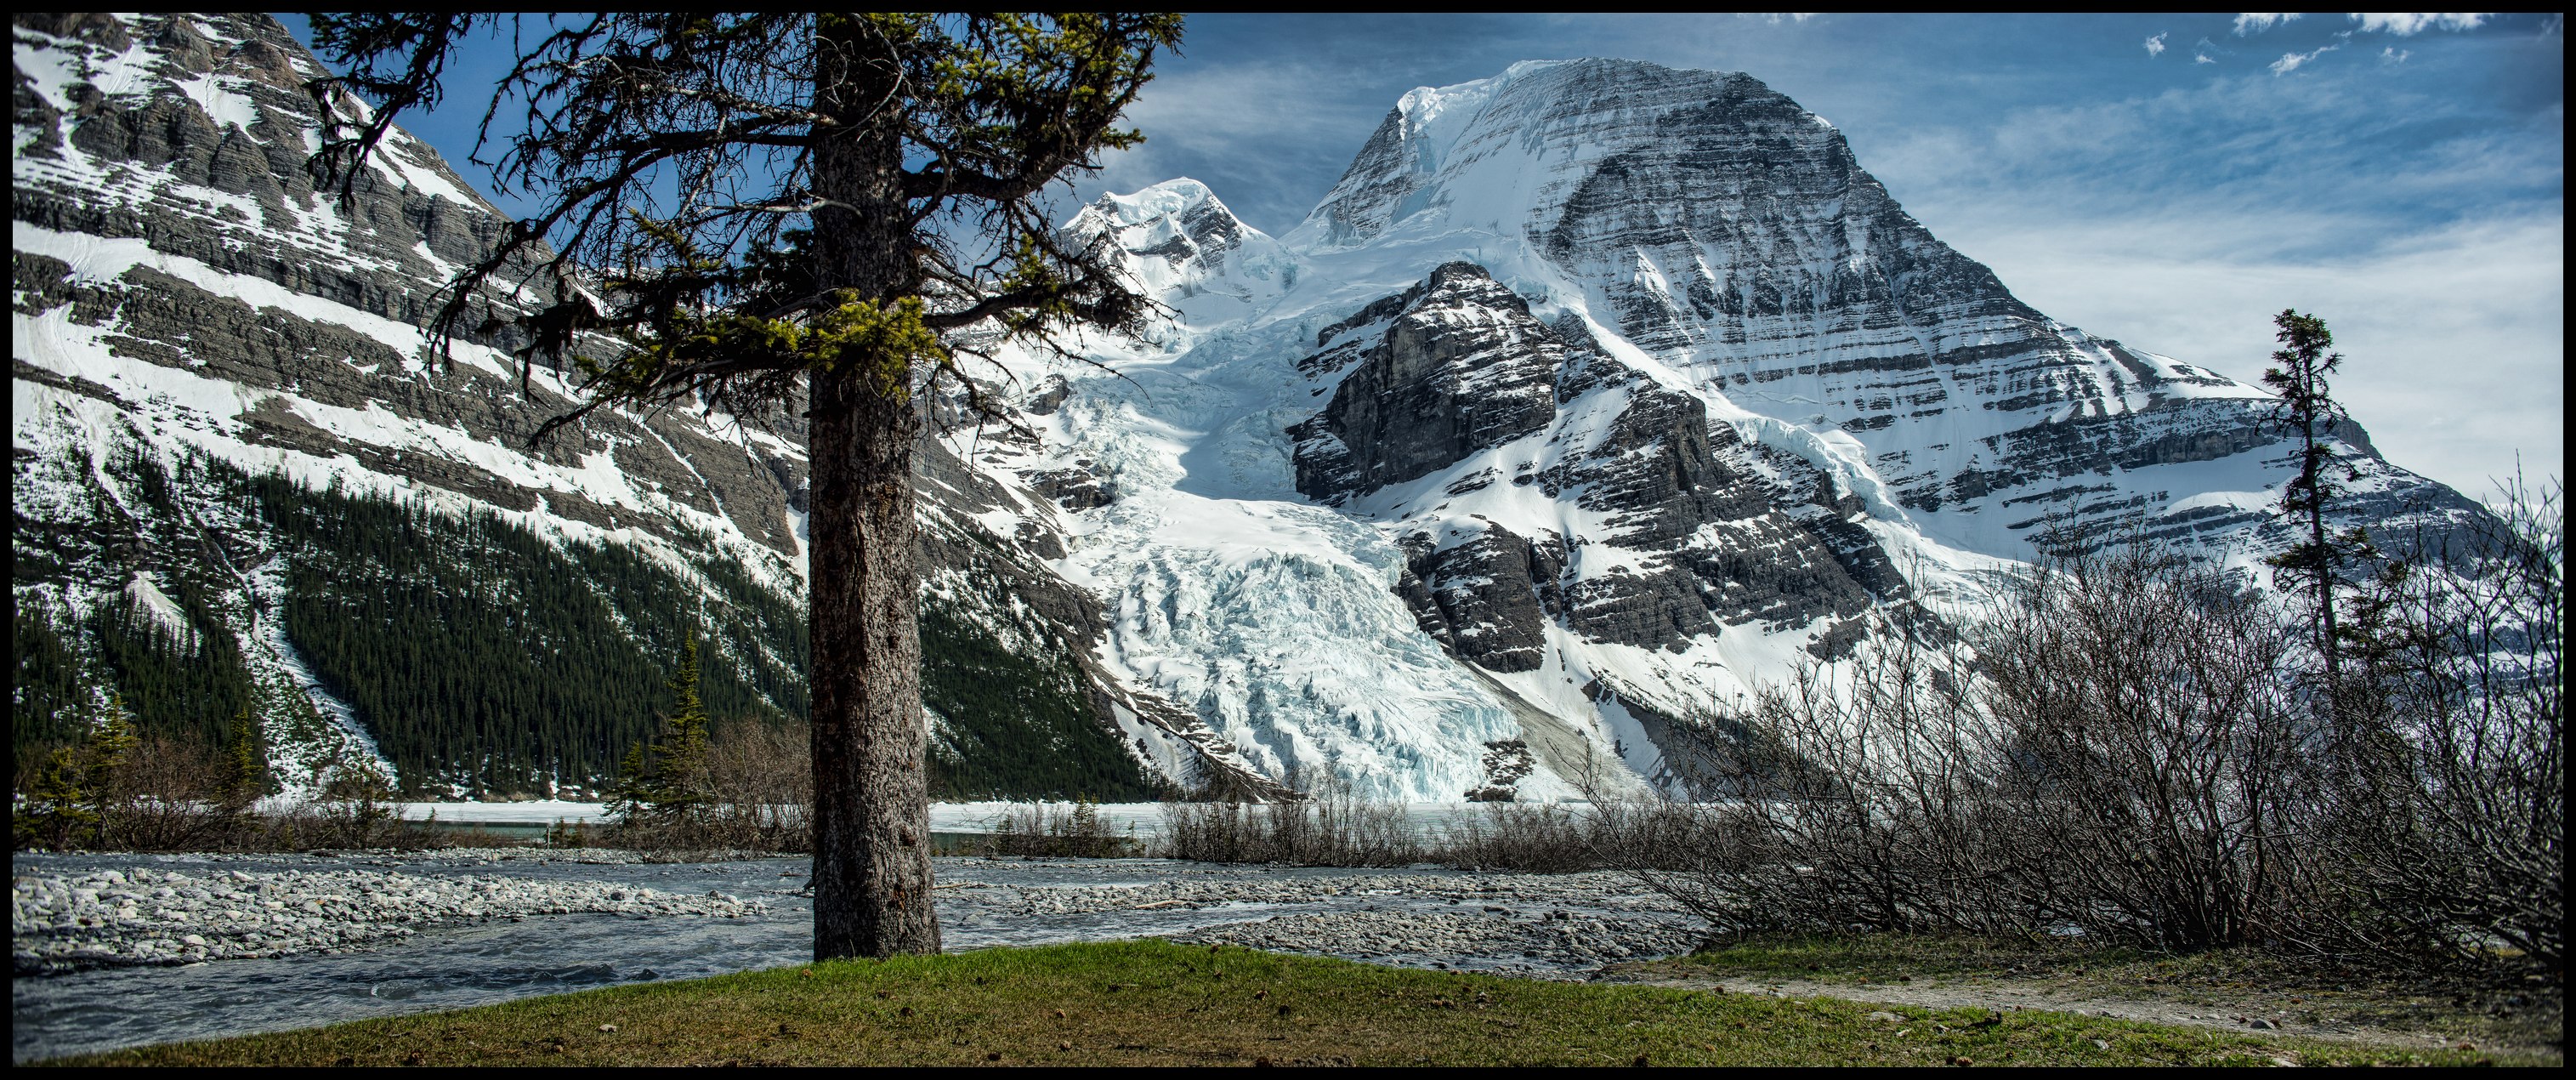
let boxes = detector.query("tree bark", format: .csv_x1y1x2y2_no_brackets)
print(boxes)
807,364,937,959
806,16,939,960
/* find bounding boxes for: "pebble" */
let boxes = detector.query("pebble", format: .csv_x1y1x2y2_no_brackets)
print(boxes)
13,863,766,975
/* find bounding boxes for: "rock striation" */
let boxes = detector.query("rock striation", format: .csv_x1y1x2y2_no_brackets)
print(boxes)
1292,262,1891,668
1296,59,2480,554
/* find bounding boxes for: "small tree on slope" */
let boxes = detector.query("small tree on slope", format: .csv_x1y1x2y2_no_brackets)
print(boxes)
2261,309,2375,710
304,13,1177,957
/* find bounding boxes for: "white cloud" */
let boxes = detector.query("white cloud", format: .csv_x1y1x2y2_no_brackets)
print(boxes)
2351,13,2492,36
2145,32,2170,57
1739,13,1819,26
2234,13,2303,35
2381,45,2412,62
1861,75,2564,500
2270,43,2341,74
1915,207,2566,502
2197,51,2220,64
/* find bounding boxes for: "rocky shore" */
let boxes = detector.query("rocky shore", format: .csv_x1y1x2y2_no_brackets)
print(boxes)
14,856,1698,981
13,864,767,975
976,867,1701,973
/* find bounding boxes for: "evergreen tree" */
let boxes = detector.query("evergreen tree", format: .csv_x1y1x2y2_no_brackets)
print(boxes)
2261,309,2373,697
604,637,718,828
22,747,96,850
81,696,139,845
647,636,715,820
605,742,653,822
308,12,1180,958
219,705,269,808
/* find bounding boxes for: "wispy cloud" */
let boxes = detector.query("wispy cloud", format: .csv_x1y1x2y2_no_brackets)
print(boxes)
2233,13,2302,36
1076,59,1401,231
2381,45,2412,63
2270,43,2341,74
2352,13,2492,36
2145,32,2169,57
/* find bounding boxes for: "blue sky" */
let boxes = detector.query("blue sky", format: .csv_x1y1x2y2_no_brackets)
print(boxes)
283,13,2563,502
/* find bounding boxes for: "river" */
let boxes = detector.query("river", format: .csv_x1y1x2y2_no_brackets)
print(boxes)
13,849,1695,1063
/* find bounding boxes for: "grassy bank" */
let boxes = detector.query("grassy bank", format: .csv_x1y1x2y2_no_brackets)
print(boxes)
1637,934,2561,1060
48,941,2516,1067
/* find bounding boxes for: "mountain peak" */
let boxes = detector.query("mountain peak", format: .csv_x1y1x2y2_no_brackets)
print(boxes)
1070,177,1291,322
1289,60,1793,253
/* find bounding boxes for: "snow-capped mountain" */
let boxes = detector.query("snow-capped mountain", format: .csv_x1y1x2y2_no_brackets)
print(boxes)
13,23,2487,804
11,13,1258,800
977,59,2488,799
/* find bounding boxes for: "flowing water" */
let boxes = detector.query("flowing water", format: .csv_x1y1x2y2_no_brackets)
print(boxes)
14,851,1669,1062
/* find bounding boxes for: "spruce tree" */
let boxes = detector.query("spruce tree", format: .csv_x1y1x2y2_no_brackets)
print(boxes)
605,742,652,822
648,636,715,821
25,747,95,850
220,705,268,808
2261,310,2374,703
81,696,139,846
307,12,1178,958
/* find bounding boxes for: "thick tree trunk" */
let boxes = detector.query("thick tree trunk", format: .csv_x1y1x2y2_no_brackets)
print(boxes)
805,15,939,960
807,365,937,959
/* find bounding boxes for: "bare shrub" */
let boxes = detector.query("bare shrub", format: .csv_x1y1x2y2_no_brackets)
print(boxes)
1156,787,1422,867
1625,518,2562,975
97,734,235,852
14,732,451,853
1151,791,1663,873
609,719,813,853
1620,609,2017,939
984,799,1138,858
1155,799,1257,862
1977,544,2320,952
2322,477,2563,969
1438,800,1604,873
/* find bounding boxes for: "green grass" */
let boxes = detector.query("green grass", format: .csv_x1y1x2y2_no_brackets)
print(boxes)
1643,933,2560,1060
46,941,2514,1067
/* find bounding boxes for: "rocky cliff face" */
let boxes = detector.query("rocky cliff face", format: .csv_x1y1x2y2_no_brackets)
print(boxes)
1290,262,1889,675
11,12,1249,799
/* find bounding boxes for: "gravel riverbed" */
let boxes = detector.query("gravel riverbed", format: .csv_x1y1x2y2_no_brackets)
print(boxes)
13,864,766,974
990,869,1702,969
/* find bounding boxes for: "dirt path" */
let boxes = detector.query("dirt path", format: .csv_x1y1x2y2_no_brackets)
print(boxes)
1597,964,2560,1062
